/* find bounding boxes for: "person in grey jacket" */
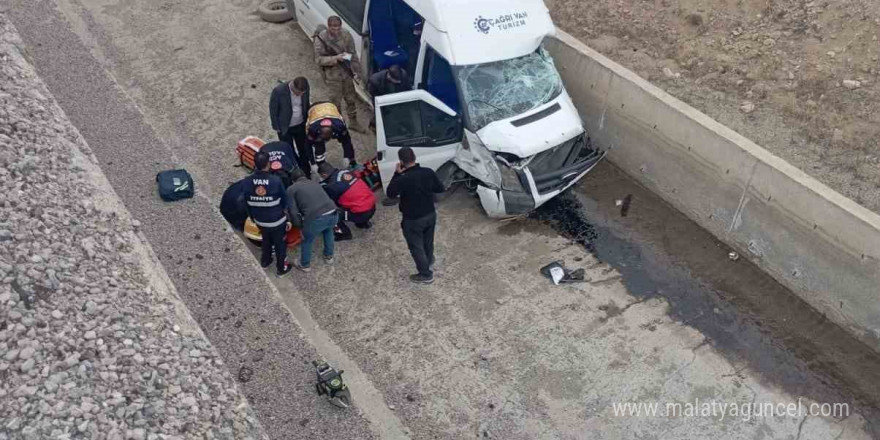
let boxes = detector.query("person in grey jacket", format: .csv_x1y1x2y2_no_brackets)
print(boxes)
286,168,339,271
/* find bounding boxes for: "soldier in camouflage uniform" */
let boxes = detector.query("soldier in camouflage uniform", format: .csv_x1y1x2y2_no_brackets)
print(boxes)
314,16,363,132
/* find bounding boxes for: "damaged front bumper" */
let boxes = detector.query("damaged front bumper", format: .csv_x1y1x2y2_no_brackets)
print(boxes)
477,135,606,217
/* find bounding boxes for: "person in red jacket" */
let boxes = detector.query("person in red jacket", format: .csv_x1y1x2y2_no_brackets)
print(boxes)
318,163,376,240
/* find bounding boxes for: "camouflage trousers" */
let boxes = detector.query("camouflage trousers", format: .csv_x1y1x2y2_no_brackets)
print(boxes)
325,77,359,124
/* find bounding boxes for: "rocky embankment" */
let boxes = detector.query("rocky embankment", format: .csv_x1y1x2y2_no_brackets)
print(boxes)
0,17,267,440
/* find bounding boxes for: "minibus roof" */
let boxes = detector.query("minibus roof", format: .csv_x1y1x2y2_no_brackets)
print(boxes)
406,0,555,65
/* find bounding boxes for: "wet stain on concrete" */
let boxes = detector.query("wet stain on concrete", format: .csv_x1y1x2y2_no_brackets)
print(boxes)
531,164,880,435
597,302,623,323
496,218,558,238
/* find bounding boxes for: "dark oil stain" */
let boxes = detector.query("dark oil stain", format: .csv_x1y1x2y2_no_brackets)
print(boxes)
597,302,622,323
531,190,880,435
496,218,557,238
620,194,633,217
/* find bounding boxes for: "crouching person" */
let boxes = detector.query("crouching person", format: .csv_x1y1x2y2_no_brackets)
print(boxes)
306,102,357,169
318,163,376,241
286,167,339,271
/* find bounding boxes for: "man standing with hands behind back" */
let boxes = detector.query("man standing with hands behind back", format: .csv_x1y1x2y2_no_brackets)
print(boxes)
386,147,445,284
314,16,364,132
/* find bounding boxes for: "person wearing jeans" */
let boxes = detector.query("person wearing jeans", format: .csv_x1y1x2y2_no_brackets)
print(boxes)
317,163,376,241
385,147,445,284
299,210,338,270
286,167,339,271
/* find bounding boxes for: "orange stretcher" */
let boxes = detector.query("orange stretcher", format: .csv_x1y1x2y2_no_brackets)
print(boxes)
243,218,303,248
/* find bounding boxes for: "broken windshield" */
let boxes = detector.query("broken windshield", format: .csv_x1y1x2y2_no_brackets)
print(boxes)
454,46,563,131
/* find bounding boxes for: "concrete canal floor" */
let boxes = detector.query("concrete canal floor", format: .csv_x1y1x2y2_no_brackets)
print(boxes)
3,0,879,437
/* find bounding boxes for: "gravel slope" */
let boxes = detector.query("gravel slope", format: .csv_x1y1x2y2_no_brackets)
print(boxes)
0,4,379,438
546,0,880,213
0,17,269,440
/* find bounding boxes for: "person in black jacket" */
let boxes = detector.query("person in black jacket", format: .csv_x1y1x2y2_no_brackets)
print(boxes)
243,151,293,277
367,65,411,131
220,179,248,230
385,147,445,284
367,65,411,98
269,77,313,178
259,141,297,187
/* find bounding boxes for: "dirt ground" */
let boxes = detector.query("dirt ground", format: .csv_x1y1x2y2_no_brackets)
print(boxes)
546,0,880,213
5,0,880,437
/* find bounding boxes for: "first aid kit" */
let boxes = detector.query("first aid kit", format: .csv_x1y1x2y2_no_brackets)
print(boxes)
236,136,266,170
156,169,194,201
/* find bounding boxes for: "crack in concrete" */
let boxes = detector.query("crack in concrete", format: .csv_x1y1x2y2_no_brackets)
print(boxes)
742,381,758,408
720,364,748,379
588,274,623,286
727,160,759,235
663,337,709,388
795,414,809,440
620,297,650,314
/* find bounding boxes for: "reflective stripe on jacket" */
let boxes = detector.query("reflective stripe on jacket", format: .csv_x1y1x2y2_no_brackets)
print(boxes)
323,169,375,214
242,171,288,227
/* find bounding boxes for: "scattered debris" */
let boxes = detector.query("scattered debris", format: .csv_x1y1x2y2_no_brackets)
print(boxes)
540,261,588,285
728,251,740,261
740,101,756,114
619,194,633,217
543,261,566,284
313,360,352,408
842,80,861,90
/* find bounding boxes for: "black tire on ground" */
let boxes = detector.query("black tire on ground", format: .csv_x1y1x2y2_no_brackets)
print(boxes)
434,163,463,202
258,0,293,23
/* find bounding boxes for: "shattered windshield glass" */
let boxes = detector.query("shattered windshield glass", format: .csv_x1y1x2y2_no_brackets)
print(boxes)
454,46,563,131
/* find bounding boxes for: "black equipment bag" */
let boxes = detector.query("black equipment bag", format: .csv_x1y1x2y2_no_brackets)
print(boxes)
156,169,194,201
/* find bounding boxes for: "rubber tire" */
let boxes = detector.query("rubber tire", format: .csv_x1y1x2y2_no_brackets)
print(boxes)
258,0,293,23
434,164,462,202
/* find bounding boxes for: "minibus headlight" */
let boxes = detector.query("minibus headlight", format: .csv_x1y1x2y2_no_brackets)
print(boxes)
497,161,524,192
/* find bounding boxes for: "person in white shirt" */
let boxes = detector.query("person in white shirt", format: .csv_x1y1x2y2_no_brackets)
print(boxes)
269,77,313,178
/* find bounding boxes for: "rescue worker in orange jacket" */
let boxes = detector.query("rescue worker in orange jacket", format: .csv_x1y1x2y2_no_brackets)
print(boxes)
318,163,376,240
